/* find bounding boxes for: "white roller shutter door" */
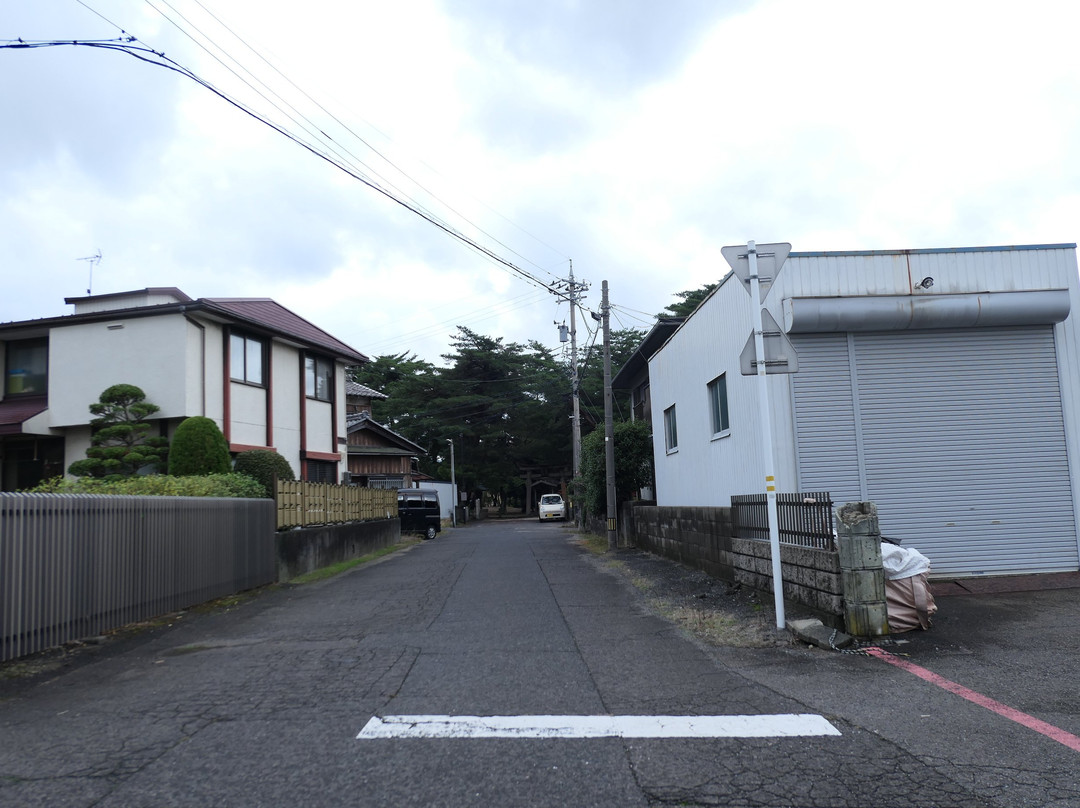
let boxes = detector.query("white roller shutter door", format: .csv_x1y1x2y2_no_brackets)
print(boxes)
793,326,1078,576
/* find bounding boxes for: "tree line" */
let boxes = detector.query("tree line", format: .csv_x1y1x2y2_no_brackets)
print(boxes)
352,285,714,515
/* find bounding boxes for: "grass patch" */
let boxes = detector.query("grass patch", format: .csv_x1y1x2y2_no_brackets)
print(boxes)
652,601,774,648
574,531,611,555
604,560,653,592
289,540,418,585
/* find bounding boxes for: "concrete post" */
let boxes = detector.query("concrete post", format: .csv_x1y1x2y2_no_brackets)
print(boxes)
836,502,889,637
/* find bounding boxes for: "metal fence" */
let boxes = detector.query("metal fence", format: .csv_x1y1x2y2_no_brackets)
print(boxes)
1,493,276,663
730,492,835,550
276,481,398,529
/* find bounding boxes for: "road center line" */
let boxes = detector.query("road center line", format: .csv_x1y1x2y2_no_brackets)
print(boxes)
357,714,841,739
864,647,1080,753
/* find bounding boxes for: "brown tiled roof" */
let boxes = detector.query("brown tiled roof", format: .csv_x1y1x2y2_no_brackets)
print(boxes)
201,298,368,364
0,397,48,435
0,289,369,366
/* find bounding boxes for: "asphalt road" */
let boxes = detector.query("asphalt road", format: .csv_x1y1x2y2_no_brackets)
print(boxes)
1,519,1078,807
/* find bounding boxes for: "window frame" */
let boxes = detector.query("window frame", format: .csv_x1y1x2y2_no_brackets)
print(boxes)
305,354,334,402
4,338,49,397
663,404,678,454
229,332,266,387
707,373,731,439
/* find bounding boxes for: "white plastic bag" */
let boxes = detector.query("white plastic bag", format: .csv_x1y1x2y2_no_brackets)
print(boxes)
880,543,931,580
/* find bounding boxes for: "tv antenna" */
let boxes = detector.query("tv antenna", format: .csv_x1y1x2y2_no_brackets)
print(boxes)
77,249,102,295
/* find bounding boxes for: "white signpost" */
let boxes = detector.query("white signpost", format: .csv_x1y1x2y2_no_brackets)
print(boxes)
721,241,795,629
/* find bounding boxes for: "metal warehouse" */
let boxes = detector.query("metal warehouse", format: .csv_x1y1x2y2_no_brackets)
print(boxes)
647,243,1080,577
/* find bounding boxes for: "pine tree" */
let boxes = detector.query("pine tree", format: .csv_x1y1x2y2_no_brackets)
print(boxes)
68,384,169,479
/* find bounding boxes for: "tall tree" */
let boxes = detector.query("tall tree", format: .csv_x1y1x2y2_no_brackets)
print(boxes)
659,284,717,318
578,419,654,518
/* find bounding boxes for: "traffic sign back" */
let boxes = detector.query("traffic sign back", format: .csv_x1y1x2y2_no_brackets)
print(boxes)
722,242,791,303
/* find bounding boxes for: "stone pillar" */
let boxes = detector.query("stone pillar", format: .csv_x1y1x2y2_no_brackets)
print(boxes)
836,502,889,637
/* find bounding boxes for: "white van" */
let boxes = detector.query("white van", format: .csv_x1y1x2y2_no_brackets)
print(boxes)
538,494,566,522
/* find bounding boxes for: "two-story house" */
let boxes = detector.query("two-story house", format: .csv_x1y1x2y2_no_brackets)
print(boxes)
0,287,368,490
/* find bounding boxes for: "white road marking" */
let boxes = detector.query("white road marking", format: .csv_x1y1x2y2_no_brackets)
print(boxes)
357,714,841,739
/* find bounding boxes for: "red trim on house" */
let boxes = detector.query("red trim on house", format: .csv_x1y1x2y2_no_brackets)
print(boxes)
222,327,232,444
229,443,276,453
302,451,340,462
331,361,339,454
298,355,308,480
265,340,274,448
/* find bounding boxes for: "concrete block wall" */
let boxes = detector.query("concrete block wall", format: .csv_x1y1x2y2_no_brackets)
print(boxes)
275,518,400,582
624,503,843,625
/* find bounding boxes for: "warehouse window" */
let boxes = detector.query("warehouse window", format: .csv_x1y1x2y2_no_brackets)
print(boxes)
664,405,678,453
707,374,730,437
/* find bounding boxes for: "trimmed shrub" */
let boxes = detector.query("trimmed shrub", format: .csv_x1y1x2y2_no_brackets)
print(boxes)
233,449,295,497
168,416,231,476
27,473,265,498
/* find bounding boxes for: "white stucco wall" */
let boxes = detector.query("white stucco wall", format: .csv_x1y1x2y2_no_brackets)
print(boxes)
269,343,301,477
305,398,334,453
48,314,191,427
229,382,267,447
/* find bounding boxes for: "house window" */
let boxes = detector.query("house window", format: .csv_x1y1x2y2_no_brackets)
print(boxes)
663,405,678,453
230,333,264,385
708,374,730,436
632,381,649,422
305,355,333,401
305,459,337,483
5,339,48,396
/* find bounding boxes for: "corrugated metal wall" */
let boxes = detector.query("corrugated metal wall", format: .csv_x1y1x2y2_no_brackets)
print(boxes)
0,494,276,662
792,327,1078,576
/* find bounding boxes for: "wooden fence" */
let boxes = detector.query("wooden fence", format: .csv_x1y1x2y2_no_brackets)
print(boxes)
276,481,398,529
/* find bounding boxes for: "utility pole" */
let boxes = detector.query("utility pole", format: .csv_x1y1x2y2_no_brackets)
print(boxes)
568,261,582,482
447,438,456,528
555,261,588,526
602,281,617,550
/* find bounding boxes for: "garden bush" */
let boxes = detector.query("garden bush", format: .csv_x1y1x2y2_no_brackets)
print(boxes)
167,416,231,476
28,473,266,498
233,449,295,497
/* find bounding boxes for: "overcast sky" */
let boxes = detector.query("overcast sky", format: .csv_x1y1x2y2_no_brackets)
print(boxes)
4,1,1079,367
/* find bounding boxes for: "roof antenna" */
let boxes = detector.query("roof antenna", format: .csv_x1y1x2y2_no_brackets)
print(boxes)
76,249,102,295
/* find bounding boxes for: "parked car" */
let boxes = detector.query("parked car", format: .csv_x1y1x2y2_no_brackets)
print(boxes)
538,494,566,522
398,488,441,539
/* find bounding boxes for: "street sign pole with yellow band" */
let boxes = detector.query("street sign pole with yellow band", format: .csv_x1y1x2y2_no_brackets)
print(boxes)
723,240,792,630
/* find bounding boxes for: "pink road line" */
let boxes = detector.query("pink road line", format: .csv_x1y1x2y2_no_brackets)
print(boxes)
864,646,1080,753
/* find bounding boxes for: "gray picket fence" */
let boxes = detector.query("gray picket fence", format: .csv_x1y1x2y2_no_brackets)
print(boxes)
1,493,276,662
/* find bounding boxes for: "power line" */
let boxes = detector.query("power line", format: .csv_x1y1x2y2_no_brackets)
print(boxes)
2,34,577,305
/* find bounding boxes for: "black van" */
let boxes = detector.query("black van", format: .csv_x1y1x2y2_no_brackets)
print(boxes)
397,488,442,540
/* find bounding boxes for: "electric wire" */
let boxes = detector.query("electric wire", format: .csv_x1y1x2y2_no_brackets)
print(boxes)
1,35,573,304
184,0,567,281
145,0,550,284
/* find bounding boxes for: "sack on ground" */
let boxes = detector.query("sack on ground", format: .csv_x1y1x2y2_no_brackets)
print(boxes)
885,573,937,631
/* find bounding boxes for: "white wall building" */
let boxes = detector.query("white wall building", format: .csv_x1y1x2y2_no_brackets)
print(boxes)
0,288,368,489
647,243,1080,577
